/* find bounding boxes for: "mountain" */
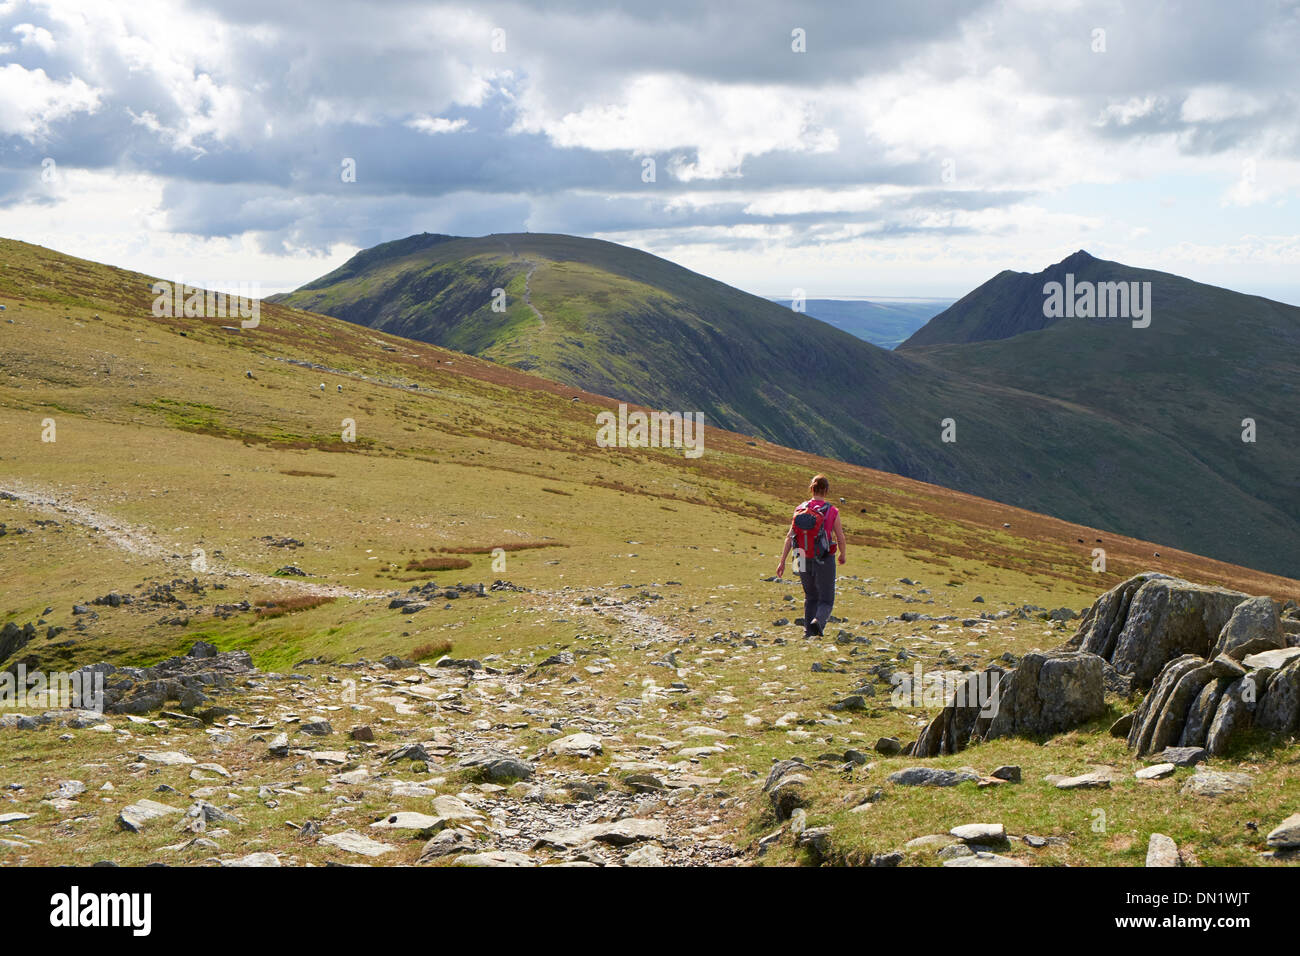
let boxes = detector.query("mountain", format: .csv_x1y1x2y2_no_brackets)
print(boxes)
903,249,1187,346
270,232,929,466
899,250,1300,576
273,235,1300,578
765,297,952,349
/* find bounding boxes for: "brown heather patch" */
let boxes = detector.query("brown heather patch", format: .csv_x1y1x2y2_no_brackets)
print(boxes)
411,640,454,660
253,595,337,618
433,541,565,554
405,556,473,572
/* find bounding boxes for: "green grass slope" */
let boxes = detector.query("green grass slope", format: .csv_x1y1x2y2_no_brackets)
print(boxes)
272,235,1300,577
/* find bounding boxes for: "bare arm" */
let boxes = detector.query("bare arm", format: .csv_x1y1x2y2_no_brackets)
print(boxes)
776,529,794,576
834,513,847,564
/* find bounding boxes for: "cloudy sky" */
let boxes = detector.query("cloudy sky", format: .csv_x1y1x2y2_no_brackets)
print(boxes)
2,0,1298,301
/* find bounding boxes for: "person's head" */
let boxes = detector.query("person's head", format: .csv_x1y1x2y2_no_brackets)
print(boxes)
809,474,829,497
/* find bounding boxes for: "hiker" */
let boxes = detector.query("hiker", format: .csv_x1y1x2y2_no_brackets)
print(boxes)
776,474,846,637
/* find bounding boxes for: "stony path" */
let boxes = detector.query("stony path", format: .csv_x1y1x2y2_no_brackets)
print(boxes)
0,482,387,600
0,638,750,866
521,261,546,329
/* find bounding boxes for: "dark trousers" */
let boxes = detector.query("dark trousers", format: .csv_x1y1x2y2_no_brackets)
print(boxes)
799,557,836,631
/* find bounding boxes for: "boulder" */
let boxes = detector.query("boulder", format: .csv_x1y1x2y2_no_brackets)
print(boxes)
0,621,37,664
118,799,184,832
767,775,810,820
1266,813,1300,849
369,812,444,834
950,823,1006,843
1181,768,1253,798
1128,655,1203,755
1055,770,1114,790
537,818,666,848
320,830,396,857
1146,833,1180,867
1178,677,1233,748
911,668,1006,757
1212,596,1283,658
1143,660,1219,754
887,767,980,787
1109,712,1135,737
985,651,1107,741
1135,763,1175,780
418,828,475,862
1153,746,1206,767
548,732,603,757
913,652,1105,758
431,795,482,824
1106,577,1247,689
455,851,535,867
942,852,1027,867
1069,572,1170,660
1204,675,1260,757
762,759,812,820
458,750,534,782
1129,645,1298,758
1241,646,1300,670
1255,658,1300,734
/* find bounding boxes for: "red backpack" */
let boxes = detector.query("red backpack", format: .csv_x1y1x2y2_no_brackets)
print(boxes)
791,499,835,565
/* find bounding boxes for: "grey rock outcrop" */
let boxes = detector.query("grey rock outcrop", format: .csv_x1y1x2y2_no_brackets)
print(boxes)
911,668,1006,757
984,651,1106,740
0,621,37,664
1071,574,1247,689
1128,649,1299,756
912,651,1104,757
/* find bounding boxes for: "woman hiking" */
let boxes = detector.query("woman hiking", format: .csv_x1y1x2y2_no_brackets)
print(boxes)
776,474,846,638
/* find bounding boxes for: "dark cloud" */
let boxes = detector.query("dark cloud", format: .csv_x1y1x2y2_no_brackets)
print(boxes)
0,0,1297,260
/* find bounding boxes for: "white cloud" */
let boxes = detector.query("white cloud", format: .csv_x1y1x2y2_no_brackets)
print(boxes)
1180,86,1268,123
0,63,100,140
406,115,469,135
514,74,838,180
12,22,56,52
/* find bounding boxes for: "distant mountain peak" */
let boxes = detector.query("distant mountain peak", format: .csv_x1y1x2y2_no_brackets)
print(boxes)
902,249,1150,348
1059,249,1097,266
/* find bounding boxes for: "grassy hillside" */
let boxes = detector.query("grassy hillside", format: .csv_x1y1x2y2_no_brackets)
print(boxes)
1,238,1297,869
4,234,1297,668
271,235,1300,578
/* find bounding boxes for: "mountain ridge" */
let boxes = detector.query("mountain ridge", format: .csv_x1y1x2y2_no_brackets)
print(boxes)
270,233,1300,578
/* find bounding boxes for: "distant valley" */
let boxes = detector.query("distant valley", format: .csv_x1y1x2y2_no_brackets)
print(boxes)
765,297,953,349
